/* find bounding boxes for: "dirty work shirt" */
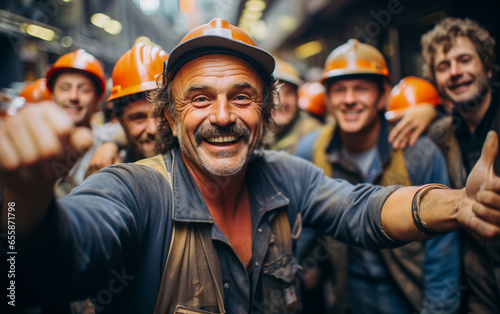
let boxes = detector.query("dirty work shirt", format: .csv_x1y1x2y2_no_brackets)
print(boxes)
2,148,403,313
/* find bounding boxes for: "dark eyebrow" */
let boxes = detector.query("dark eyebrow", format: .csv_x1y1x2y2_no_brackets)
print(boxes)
185,85,209,95
232,82,259,95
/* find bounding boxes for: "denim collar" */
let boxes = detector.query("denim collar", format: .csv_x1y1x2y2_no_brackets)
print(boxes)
167,148,289,223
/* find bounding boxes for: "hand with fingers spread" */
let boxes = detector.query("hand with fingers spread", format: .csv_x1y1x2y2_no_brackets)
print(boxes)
387,104,437,149
460,131,500,240
0,103,93,237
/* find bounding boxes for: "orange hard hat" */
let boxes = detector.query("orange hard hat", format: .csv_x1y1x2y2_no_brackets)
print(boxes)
387,76,441,115
46,49,106,97
274,57,302,87
298,81,327,118
165,18,274,82
321,39,391,85
19,78,52,103
107,43,169,102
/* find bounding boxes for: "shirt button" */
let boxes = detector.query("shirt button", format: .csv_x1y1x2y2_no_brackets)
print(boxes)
255,260,259,267
258,228,262,233
224,282,230,289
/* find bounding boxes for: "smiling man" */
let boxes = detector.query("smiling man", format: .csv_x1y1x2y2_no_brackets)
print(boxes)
423,17,500,313
1,19,500,313
94,43,168,168
45,49,122,192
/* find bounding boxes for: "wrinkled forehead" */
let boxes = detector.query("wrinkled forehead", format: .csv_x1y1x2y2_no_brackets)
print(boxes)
172,54,264,90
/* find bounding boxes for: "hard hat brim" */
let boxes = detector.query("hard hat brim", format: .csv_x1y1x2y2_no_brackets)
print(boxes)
321,71,391,86
165,35,275,82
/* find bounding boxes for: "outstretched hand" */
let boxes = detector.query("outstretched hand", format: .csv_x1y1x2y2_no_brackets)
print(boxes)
461,131,500,240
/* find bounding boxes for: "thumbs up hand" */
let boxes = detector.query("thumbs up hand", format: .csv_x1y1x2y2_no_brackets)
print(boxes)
461,131,500,240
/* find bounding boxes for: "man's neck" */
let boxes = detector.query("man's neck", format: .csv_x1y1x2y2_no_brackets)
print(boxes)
180,152,253,266
459,91,492,133
180,152,247,214
339,119,381,154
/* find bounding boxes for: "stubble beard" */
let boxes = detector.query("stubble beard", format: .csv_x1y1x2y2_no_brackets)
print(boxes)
176,123,263,177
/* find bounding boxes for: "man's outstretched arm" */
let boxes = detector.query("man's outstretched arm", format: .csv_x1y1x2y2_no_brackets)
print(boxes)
382,131,500,241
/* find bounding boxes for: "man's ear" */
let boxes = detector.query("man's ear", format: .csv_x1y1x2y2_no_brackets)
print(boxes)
377,83,391,111
165,111,177,137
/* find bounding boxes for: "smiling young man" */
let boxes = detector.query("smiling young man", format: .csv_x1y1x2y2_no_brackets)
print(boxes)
1,19,500,313
45,49,122,193
423,17,500,312
295,39,461,313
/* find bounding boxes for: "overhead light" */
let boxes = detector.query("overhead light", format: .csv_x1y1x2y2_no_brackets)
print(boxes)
250,20,267,41
245,0,266,11
104,20,122,35
242,10,262,20
91,13,110,28
140,0,160,12
277,15,297,32
61,36,73,48
295,41,323,59
23,24,55,41
62,0,72,2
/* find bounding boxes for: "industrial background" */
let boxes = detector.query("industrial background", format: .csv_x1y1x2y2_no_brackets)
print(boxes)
1,0,499,95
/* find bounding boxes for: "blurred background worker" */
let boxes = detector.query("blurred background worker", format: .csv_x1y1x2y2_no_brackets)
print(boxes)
385,76,443,122
263,57,323,153
87,43,168,174
295,39,461,314
19,78,52,104
298,80,328,123
45,49,122,196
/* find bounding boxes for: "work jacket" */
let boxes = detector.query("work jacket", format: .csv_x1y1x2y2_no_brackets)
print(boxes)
2,147,402,313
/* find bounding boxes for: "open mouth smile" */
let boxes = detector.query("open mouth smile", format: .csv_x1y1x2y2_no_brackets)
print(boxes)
449,81,472,92
206,136,239,145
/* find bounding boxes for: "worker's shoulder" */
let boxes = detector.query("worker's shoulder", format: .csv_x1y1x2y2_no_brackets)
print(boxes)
86,161,171,191
251,149,319,179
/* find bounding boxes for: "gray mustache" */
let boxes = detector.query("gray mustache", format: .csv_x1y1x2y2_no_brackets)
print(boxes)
195,123,251,145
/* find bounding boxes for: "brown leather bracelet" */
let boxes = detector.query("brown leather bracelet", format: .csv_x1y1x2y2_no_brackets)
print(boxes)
411,184,450,236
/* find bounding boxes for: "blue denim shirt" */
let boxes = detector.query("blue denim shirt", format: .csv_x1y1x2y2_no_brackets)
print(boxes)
295,120,461,313
2,147,402,313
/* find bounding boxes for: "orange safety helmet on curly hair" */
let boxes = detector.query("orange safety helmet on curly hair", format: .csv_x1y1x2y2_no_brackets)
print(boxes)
321,39,391,85
107,43,169,102
20,78,52,103
164,18,275,82
387,76,441,117
46,49,106,97
298,81,327,118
